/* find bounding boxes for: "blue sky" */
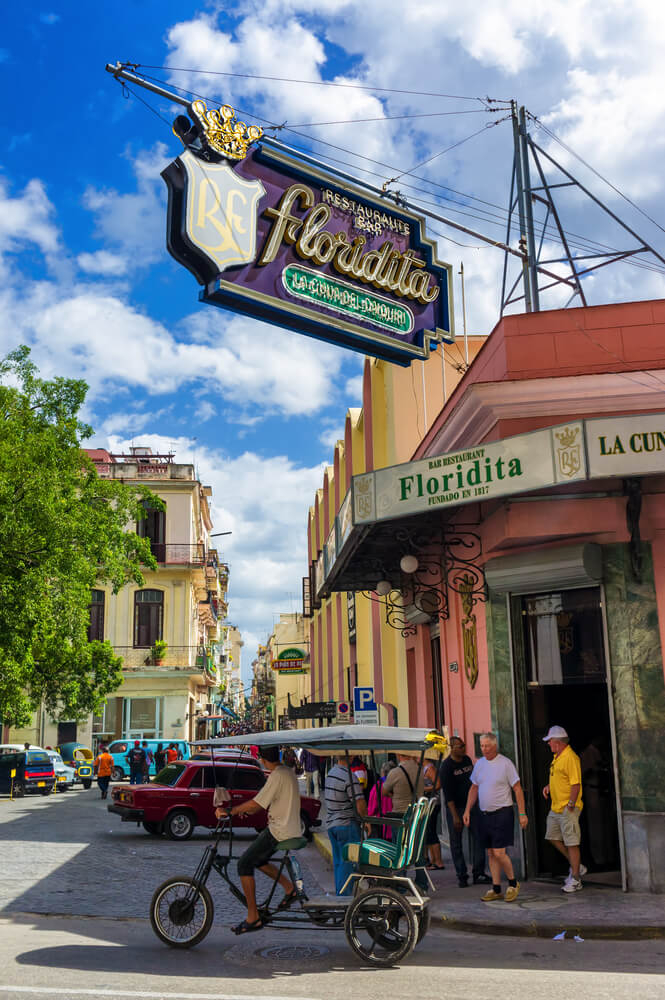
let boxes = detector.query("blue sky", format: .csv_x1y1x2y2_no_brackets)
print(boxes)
2,2,665,678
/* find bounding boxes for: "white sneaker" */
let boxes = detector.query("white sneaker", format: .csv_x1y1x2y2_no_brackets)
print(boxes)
562,877,583,893
568,864,587,879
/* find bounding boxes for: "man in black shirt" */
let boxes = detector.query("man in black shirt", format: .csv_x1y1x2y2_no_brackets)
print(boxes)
439,736,490,887
126,741,147,785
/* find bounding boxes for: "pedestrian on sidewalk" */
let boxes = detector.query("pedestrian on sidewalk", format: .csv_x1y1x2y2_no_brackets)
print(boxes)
440,736,489,887
382,752,428,892
423,756,445,871
154,742,166,773
367,761,394,840
126,741,146,785
301,748,321,798
542,725,585,893
94,745,113,799
463,732,528,902
141,740,153,782
324,755,367,895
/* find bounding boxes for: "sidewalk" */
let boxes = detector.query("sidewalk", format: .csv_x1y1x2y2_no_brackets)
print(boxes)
312,830,665,940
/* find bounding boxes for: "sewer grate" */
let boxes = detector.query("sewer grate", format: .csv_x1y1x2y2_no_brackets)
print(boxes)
256,944,330,961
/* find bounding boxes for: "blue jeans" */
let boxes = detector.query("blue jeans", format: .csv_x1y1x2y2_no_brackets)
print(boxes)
329,823,361,895
446,804,486,881
129,767,143,785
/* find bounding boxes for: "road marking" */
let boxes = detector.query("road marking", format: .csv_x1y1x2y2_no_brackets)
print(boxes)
0,988,317,1000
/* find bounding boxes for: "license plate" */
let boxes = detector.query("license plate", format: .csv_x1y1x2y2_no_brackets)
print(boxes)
38,781,45,787
58,776,67,782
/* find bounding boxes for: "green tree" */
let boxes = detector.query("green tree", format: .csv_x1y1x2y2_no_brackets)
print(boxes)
0,346,161,728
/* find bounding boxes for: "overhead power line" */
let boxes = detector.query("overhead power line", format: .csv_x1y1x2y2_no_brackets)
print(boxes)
137,64,500,103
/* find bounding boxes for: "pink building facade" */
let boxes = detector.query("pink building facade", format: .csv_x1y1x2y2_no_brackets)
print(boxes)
322,299,665,893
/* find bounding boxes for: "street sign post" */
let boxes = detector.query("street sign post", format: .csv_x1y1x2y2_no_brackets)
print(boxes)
353,686,379,725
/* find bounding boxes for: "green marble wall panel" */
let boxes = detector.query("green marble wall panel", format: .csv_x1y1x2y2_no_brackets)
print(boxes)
603,542,665,813
485,591,515,761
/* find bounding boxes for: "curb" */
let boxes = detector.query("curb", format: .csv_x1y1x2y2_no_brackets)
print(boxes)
434,911,665,941
312,831,332,864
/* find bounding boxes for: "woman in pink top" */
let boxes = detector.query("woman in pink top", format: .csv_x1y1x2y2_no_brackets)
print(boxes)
367,762,394,840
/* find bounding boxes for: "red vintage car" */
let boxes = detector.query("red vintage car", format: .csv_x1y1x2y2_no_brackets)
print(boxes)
107,759,321,841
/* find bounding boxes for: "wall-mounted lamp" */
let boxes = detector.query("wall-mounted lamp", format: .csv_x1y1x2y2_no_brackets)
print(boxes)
400,554,419,574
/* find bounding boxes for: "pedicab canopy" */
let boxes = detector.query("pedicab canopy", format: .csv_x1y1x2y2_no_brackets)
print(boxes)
192,726,447,757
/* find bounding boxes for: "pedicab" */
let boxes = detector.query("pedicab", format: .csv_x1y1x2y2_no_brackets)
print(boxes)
149,726,448,967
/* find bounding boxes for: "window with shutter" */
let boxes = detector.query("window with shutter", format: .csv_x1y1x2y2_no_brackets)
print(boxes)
133,590,164,647
137,502,166,562
88,590,105,642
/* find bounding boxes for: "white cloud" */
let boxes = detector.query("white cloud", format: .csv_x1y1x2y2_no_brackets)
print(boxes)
77,250,128,277
0,177,60,259
82,144,171,265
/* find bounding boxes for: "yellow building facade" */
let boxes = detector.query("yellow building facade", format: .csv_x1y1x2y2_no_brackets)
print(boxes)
304,340,485,726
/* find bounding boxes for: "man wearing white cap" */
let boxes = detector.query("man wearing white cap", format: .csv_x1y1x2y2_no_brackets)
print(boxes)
542,726,585,893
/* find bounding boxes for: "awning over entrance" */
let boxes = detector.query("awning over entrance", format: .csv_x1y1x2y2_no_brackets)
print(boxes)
320,411,665,601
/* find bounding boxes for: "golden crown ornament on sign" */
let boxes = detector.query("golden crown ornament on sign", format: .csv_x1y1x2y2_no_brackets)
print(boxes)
554,426,579,449
187,100,263,161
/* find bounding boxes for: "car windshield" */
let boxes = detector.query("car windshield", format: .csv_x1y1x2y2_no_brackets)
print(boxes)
49,753,64,765
153,763,186,786
27,751,50,765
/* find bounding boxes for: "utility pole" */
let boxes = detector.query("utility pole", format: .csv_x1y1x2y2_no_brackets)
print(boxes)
511,102,540,312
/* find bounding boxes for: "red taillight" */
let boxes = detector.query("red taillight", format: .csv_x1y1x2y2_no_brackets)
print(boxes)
27,770,53,778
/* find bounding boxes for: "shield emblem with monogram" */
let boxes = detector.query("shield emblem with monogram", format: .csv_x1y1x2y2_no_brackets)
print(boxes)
180,150,265,274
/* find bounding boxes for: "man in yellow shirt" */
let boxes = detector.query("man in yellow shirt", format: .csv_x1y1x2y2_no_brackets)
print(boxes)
542,726,585,893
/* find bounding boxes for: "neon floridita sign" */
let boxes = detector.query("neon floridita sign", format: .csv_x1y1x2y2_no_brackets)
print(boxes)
162,102,453,365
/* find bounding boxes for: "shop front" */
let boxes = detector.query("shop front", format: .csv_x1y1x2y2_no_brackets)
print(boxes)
320,301,665,893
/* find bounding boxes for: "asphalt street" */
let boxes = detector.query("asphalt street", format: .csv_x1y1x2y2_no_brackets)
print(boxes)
1,786,664,1000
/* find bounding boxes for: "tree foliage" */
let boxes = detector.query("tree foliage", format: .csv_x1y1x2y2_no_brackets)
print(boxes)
0,346,161,727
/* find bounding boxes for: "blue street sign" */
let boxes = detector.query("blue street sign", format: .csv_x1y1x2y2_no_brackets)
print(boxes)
353,687,377,712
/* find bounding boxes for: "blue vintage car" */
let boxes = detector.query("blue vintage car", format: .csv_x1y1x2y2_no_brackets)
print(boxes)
106,739,191,781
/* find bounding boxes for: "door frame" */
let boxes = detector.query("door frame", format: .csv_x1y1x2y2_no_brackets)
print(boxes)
507,584,625,886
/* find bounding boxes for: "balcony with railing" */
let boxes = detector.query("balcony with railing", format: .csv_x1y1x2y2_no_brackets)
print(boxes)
148,543,205,565
114,645,214,676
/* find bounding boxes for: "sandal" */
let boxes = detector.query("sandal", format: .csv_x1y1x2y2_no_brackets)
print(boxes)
232,917,264,935
276,889,298,912
426,864,446,870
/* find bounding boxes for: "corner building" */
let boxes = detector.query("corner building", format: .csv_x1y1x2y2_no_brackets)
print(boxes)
314,301,665,894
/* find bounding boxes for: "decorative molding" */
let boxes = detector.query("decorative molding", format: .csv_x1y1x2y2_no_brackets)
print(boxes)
423,372,665,458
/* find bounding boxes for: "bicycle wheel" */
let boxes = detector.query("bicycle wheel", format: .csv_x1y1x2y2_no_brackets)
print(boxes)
150,876,214,948
344,887,417,967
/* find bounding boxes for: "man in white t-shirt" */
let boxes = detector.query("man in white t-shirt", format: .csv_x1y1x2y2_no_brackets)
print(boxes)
463,732,528,903
215,745,302,934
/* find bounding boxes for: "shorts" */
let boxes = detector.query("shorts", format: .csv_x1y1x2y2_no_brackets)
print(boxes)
237,828,278,876
545,807,581,846
478,805,515,849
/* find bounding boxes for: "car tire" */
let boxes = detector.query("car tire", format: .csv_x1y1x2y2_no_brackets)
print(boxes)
13,782,25,798
82,780,92,789
111,767,124,782
300,810,313,842
143,821,164,836
165,810,195,841
41,788,52,796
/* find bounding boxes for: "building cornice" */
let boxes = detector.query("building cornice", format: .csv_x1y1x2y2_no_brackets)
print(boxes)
423,371,665,457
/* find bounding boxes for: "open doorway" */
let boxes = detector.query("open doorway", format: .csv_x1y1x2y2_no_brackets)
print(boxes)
514,586,621,883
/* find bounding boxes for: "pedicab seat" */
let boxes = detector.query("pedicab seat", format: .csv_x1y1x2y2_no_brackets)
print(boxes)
275,836,308,851
343,797,431,871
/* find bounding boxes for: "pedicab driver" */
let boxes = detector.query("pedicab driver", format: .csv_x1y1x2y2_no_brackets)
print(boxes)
215,745,301,935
